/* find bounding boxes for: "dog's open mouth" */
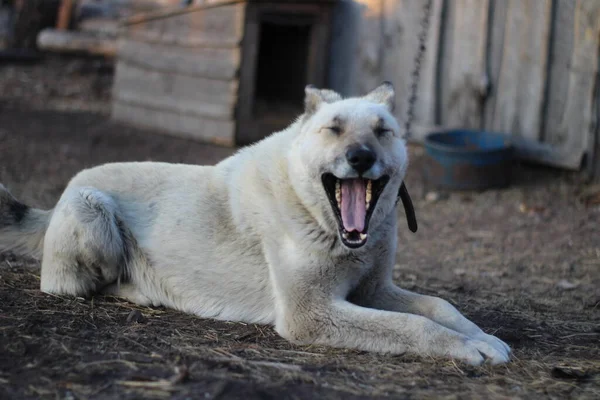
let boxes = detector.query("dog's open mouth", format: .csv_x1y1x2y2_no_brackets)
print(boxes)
322,173,390,249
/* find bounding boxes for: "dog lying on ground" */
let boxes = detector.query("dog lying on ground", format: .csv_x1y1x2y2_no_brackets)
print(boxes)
0,82,510,365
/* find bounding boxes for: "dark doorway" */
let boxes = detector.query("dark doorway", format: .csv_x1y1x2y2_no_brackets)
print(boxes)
253,18,311,125
236,1,334,146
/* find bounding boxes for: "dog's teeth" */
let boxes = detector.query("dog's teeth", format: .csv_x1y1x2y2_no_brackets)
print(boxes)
366,180,372,204
366,201,370,210
342,231,349,239
359,233,367,241
335,180,341,206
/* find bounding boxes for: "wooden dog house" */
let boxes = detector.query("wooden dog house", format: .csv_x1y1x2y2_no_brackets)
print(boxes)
111,0,336,146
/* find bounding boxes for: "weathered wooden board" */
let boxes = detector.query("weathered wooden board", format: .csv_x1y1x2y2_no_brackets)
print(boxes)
440,0,490,129
542,0,576,147
37,29,117,57
112,101,236,147
482,0,508,130
79,19,120,37
122,2,246,48
112,62,238,119
353,0,385,96
122,0,242,25
56,0,73,31
555,0,600,170
491,0,552,142
381,0,443,128
117,38,241,80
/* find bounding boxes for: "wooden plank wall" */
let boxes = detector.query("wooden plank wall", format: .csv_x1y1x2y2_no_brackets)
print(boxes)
111,1,246,146
351,0,600,174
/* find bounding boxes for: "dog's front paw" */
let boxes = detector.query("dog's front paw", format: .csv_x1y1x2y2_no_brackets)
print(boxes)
466,338,510,365
471,332,511,360
445,336,510,366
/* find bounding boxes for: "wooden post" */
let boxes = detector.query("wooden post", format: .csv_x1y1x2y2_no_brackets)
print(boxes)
14,0,25,12
56,0,73,31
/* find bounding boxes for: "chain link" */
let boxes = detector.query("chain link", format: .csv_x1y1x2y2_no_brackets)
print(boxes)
404,0,434,139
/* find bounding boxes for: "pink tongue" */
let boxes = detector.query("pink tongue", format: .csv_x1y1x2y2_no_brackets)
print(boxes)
340,179,367,232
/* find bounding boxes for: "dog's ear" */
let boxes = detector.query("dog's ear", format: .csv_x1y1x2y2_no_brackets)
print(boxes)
304,85,342,115
364,81,395,112
319,89,343,103
398,182,418,233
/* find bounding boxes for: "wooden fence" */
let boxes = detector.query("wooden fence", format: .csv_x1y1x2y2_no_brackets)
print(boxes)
328,0,600,177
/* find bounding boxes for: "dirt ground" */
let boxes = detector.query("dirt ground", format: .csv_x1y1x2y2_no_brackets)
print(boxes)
0,56,599,400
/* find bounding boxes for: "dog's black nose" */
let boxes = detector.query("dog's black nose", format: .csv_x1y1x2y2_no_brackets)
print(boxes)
346,146,376,174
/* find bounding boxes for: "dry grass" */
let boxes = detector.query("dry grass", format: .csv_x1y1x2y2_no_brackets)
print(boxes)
1,257,598,399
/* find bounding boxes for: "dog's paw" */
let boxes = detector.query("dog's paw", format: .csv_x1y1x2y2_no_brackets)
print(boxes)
445,336,510,366
466,338,510,365
471,332,511,360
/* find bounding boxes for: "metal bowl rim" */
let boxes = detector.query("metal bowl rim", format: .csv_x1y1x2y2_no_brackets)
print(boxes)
424,129,514,155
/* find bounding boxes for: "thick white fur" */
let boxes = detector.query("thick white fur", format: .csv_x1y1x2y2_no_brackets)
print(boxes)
0,83,510,365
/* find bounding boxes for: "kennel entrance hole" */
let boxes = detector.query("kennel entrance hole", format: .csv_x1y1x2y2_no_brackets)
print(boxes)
236,1,335,146
253,18,311,124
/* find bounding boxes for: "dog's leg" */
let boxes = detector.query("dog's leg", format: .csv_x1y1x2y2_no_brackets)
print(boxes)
276,297,508,366
268,248,508,365
348,235,510,358
40,187,128,297
352,282,511,358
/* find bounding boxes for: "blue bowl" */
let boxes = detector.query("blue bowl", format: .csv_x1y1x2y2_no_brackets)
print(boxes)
423,130,514,190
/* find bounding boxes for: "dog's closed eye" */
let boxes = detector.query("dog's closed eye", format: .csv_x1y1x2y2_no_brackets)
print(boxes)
325,126,342,135
373,117,392,137
374,126,391,137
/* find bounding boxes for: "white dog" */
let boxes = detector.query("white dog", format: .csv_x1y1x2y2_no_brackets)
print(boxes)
0,83,510,365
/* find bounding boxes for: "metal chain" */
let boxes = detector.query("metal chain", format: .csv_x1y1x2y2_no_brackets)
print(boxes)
404,0,434,139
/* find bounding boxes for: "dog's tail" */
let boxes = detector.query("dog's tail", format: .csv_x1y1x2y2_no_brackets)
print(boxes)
0,184,52,258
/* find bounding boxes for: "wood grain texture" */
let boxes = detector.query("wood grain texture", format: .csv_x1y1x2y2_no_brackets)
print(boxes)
482,0,508,131
556,0,600,169
492,0,552,142
37,29,117,57
122,3,246,48
122,0,245,26
353,0,385,96
112,101,236,147
543,0,575,147
112,62,238,120
116,38,241,80
440,0,490,129
56,0,73,31
380,0,443,128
